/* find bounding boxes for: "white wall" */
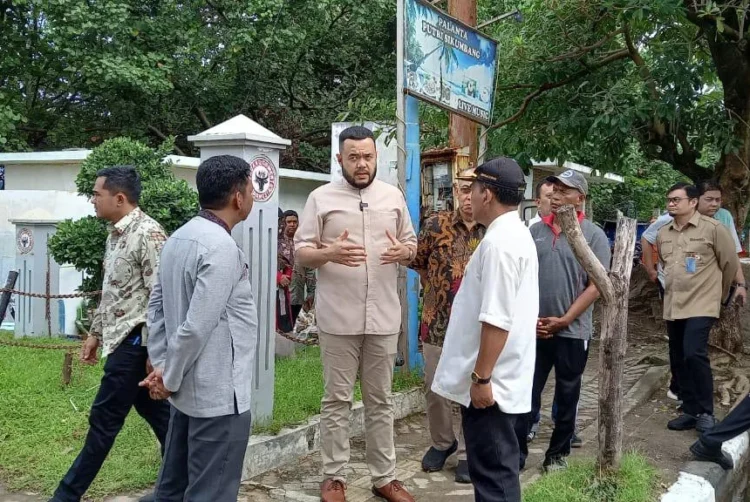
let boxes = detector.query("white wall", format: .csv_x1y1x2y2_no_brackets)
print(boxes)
279,178,323,215
173,166,198,190
0,191,94,334
4,163,80,192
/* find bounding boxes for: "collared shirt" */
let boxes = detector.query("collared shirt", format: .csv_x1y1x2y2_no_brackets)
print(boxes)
91,207,167,357
198,209,230,234
290,263,316,306
644,210,742,287
147,216,257,417
432,211,538,412
295,179,417,335
530,212,611,340
657,212,739,320
410,211,485,347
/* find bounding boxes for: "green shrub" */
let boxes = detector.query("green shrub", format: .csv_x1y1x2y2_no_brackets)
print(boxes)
49,137,198,294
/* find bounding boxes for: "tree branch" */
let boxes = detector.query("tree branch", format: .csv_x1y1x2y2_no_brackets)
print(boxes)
538,29,624,63
685,8,745,41
556,204,616,303
489,49,630,131
148,125,186,156
194,107,211,129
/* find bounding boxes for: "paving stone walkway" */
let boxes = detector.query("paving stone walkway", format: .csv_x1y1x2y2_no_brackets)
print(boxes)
0,342,663,502
241,342,661,501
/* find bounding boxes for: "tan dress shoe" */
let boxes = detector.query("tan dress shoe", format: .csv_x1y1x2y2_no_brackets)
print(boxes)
372,480,415,502
320,479,346,502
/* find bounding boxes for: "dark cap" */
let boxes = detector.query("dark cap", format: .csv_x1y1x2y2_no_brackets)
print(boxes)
546,169,588,195
473,157,526,191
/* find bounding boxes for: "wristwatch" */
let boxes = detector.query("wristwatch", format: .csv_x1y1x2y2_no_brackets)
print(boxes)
734,282,746,289
471,371,491,385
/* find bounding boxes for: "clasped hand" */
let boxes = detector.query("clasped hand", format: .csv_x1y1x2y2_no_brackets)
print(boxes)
139,367,172,400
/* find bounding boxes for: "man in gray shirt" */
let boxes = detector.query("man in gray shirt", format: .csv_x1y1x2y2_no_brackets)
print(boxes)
525,170,611,473
141,155,258,501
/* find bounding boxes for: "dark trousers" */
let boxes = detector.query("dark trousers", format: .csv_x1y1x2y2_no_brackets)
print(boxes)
155,406,252,502
462,404,522,502
666,317,716,416
291,304,303,326
528,337,589,460
52,333,171,502
658,283,681,397
702,395,750,449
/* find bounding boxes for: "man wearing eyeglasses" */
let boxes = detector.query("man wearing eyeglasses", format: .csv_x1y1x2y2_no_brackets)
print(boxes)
657,182,739,433
642,180,746,405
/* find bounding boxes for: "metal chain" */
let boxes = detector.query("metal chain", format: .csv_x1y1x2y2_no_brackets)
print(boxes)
0,288,102,299
0,338,81,351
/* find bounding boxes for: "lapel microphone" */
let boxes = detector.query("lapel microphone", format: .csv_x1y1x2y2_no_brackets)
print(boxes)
359,202,368,211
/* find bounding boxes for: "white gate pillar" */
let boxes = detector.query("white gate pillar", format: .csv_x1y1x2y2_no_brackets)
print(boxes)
188,115,290,425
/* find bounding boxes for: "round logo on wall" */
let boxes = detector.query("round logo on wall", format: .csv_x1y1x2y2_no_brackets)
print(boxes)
250,155,277,203
17,228,34,254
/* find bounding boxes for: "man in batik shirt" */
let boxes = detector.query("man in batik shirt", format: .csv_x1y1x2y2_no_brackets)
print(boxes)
50,166,170,502
409,168,484,483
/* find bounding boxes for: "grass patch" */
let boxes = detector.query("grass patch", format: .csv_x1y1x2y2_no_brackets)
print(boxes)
523,452,658,502
0,332,161,499
0,333,421,497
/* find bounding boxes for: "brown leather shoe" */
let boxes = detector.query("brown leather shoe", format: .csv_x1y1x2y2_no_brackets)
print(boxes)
372,480,415,502
320,479,346,502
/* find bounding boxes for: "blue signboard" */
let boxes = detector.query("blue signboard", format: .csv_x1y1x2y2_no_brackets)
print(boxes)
404,0,498,125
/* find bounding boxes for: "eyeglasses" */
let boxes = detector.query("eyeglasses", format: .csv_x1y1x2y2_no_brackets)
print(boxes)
666,197,690,204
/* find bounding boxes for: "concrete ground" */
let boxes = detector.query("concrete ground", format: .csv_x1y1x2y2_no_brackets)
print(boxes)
240,343,661,501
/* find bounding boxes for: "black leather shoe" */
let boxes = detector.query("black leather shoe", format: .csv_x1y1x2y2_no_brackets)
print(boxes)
421,440,458,472
668,413,697,431
138,493,156,502
696,414,717,433
455,459,471,483
690,439,733,470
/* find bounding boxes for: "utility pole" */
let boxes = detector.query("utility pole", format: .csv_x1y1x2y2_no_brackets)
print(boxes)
448,0,478,168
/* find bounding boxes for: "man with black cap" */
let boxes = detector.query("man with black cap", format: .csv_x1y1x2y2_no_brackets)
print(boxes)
526,169,611,473
433,157,538,502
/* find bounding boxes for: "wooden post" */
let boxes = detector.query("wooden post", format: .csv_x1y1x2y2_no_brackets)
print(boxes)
0,270,19,323
62,351,73,386
448,0,478,167
556,205,637,471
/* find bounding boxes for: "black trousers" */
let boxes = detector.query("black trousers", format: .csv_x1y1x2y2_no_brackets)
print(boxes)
666,317,716,416
291,304,303,326
702,395,750,449
155,406,252,502
462,404,522,502
527,336,589,460
52,332,171,502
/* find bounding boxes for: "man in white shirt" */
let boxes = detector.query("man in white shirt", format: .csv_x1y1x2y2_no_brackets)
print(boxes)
432,157,539,502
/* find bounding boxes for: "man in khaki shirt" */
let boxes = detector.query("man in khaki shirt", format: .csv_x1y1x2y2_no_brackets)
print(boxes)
295,126,417,502
657,182,739,433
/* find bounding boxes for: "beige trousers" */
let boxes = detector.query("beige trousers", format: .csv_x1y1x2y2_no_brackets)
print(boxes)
423,342,466,459
319,331,399,489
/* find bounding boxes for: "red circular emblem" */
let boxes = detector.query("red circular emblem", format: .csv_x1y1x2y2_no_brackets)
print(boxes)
250,155,277,202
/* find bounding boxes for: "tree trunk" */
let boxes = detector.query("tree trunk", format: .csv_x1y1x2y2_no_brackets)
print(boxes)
704,32,750,353
710,304,743,354
557,206,637,471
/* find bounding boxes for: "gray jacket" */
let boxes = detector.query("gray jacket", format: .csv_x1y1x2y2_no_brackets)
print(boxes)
147,216,258,418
